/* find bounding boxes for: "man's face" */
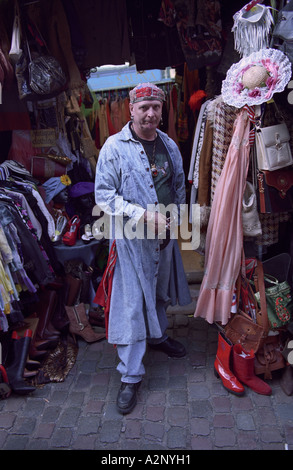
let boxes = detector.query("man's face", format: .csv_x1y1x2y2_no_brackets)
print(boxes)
130,99,162,135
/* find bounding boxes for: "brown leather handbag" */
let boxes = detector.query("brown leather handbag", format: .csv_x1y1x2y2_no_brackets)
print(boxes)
257,168,293,214
224,267,266,353
254,334,286,379
253,261,286,379
224,310,264,353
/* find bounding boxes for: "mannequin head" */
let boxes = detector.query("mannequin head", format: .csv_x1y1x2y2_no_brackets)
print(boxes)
42,175,72,204
52,187,69,205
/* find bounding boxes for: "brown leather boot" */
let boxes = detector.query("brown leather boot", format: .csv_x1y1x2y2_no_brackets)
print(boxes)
65,303,105,343
65,274,82,306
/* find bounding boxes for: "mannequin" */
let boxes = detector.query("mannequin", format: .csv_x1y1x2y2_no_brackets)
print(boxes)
42,175,71,243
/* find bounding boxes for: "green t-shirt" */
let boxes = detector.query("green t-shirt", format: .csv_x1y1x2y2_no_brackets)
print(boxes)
131,130,174,207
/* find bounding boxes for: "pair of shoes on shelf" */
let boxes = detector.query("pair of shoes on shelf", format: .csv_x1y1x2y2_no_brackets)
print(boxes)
116,381,141,415
148,337,186,358
62,215,81,246
81,224,94,244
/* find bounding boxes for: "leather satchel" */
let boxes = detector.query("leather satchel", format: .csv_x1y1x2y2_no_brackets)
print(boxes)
252,260,286,378
224,310,264,353
254,334,286,379
255,121,293,171
257,168,293,213
224,271,265,353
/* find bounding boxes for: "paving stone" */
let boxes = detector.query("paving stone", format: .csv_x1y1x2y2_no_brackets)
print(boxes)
190,417,210,436
99,420,122,443
13,417,36,435
0,412,16,429
41,406,62,423
124,420,142,439
167,427,187,449
214,428,236,448
169,389,188,406
145,406,165,422
58,407,80,427
190,399,213,418
34,422,55,439
167,406,189,426
50,428,73,448
144,421,165,441
213,414,234,428
236,413,256,431
191,435,213,450
3,435,29,450
260,426,284,443
77,415,100,434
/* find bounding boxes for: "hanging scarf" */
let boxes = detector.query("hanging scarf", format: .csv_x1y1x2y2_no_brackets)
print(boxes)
93,240,117,338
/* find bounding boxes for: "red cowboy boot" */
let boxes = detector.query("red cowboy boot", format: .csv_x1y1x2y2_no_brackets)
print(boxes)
214,332,245,396
232,344,272,395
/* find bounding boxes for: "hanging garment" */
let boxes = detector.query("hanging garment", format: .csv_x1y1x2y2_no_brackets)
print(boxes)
170,0,222,70
194,109,250,325
167,88,179,147
210,97,239,203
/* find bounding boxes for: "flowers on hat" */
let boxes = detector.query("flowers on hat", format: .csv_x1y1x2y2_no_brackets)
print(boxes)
221,48,292,108
60,175,71,186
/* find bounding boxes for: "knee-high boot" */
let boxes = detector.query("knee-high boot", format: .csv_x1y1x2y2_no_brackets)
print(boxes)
5,330,36,395
214,332,245,396
65,274,82,306
34,289,60,342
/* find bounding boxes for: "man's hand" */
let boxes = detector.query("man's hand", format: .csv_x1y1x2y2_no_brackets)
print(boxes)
143,210,169,236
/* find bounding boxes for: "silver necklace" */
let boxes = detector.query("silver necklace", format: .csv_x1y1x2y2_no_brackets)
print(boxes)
132,125,158,177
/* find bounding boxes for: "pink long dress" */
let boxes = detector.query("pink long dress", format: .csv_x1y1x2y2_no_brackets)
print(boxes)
194,109,250,325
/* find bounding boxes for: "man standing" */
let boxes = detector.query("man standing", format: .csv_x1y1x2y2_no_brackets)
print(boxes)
94,82,191,414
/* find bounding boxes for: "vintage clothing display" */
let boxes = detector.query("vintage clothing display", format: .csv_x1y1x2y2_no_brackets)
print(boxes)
0,0,292,404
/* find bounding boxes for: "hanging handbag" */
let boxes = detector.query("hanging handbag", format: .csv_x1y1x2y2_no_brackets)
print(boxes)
15,18,66,101
224,271,265,353
254,274,292,329
254,333,286,379
251,260,286,378
224,310,265,353
242,180,262,237
257,167,293,213
9,0,23,64
255,121,293,171
270,0,293,64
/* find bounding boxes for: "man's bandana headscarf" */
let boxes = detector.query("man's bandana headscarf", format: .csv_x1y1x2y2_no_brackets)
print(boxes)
129,82,166,104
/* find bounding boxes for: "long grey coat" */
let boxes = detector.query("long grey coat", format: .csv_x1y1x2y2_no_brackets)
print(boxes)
94,123,191,345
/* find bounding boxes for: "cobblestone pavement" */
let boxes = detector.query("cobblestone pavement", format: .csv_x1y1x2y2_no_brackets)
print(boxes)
0,286,293,453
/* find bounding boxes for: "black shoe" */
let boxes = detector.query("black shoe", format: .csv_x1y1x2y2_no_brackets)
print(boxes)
148,337,186,358
116,381,141,415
